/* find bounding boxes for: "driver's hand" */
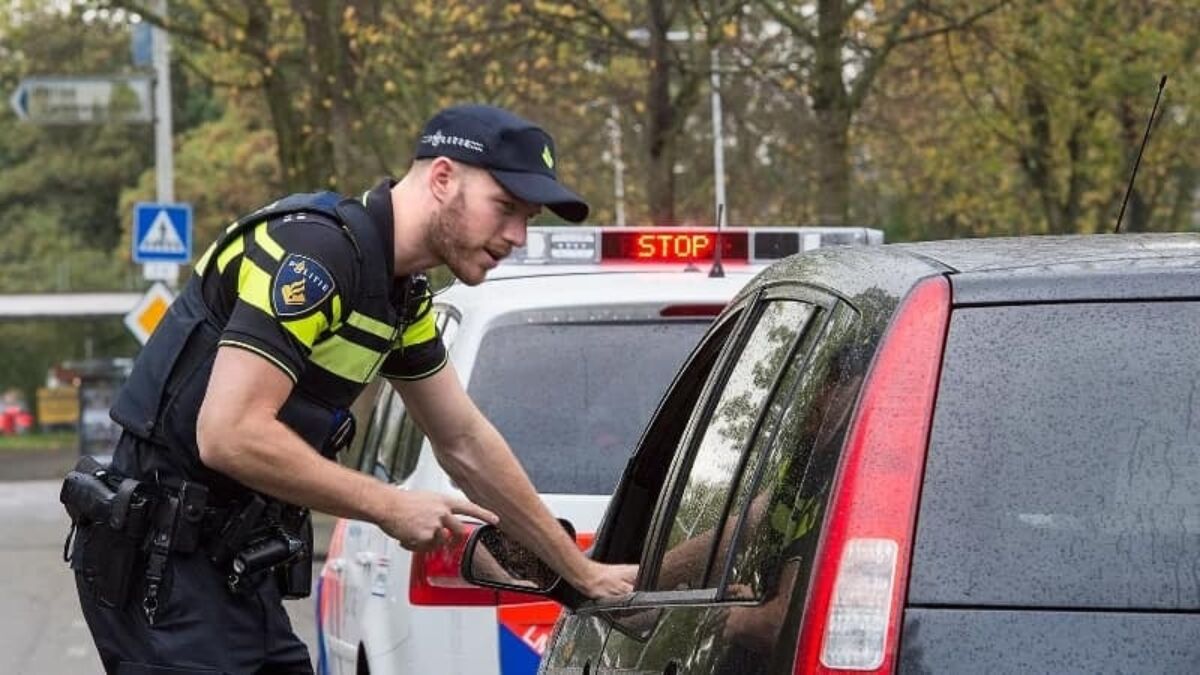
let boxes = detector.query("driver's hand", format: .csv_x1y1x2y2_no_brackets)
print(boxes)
578,561,637,599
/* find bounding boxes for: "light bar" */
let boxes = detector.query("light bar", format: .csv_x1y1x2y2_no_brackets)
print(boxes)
508,226,883,266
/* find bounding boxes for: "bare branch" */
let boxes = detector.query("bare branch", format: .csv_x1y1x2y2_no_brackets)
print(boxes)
894,1,1010,47
755,0,814,45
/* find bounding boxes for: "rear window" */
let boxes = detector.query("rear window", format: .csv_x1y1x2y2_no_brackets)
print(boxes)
469,319,709,494
910,301,1200,610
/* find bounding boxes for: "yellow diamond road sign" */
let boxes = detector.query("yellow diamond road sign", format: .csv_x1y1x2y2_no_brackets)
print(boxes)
123,282,175,345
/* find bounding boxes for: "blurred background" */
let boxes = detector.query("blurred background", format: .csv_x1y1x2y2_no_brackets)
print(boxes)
1,1,1199,671
4,0,1200,408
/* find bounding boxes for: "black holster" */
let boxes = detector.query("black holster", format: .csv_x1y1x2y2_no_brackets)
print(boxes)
208,496,312,599
60,456,153,609
276,506,313,599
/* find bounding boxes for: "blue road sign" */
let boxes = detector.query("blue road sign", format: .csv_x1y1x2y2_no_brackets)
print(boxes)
133,202,192,264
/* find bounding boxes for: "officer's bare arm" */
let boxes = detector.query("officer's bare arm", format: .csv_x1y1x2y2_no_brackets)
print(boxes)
197,346,496,548
391,364,636,600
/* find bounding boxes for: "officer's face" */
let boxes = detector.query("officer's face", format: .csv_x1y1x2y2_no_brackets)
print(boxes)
430,167,538,285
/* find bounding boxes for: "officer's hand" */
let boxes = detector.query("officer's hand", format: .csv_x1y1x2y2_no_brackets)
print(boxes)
576,561,637,599
382,489,498,552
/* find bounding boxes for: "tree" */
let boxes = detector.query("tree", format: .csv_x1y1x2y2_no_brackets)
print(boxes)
514,0,745,225
873,0,1200,235
749,0,1005,226
0,2,159,288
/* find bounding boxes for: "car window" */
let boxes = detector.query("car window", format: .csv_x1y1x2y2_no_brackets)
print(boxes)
372,394,405,482
595,307,747,568
469,317,711,494
719,305,860,602
651,301,814,592
437,307,460,348
388,410,426,482
910,301,1200,610
339,382,390,473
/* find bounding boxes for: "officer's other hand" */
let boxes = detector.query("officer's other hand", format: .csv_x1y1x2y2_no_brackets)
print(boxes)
578,561,638,599
384,489,498,552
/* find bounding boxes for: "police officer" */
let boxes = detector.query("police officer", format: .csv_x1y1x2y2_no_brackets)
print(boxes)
67,104,637,673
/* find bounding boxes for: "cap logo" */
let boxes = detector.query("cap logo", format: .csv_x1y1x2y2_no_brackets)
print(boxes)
421,129,485,153
542,145,554,169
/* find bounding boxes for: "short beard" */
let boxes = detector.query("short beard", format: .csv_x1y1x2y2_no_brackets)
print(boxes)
427,190,480,284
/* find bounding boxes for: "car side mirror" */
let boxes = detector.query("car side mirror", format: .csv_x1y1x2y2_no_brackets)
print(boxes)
461,519,583,606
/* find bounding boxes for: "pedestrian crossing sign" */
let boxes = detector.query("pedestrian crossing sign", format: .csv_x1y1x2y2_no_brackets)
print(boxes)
133,202,192,263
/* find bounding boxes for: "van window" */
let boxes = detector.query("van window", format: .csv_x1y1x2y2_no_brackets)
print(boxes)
911,301,1200,610
469,319,710,494
651,301,813,591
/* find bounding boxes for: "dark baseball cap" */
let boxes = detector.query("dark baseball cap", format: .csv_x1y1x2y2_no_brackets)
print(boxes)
414,104,589,222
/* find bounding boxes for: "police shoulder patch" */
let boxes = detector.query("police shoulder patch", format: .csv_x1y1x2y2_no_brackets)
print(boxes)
272,253,336,318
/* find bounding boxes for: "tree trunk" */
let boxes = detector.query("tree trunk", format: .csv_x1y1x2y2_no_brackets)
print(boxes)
811,0,851,226
296,0,362,191
245,3,323,193
1018,81,1067,234
645,0,677,225
813,107,851,227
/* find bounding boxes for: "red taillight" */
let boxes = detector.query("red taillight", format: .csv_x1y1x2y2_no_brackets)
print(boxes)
409,528,595,607
410,522,497,606
795,276,950,674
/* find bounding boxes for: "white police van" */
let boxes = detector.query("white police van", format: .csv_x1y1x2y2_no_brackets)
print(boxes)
315,226,882,675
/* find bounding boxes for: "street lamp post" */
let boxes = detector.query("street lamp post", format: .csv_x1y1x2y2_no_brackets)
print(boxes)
607,104,627,227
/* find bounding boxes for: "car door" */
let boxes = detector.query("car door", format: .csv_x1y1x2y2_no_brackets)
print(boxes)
595,286,856,675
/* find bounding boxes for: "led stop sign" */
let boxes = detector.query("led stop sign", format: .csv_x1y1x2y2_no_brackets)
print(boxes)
600,230,749,263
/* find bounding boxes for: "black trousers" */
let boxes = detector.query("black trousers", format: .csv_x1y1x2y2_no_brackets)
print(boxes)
75,537,313,674
73,432,313,674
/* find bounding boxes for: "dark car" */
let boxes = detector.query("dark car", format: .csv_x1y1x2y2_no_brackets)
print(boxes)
463,234,1200,675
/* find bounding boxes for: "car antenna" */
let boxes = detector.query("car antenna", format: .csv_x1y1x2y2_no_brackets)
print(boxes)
1115,75,1167,233
709,203,725,278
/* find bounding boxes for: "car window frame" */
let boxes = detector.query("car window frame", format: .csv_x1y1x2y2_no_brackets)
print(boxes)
712,297,857,602
639,286,822,600
587,294,758,572
627,283,843,607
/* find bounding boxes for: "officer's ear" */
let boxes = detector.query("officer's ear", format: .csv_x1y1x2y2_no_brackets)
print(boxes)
426,157,459,204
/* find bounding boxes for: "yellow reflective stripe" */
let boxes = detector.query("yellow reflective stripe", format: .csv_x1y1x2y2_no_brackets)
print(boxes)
217,235,245,273
310,335,385,383
225,220,240,234
194,240,218,273
400,303,437,347
218,340,298,383
282,310,329,349
330,296,343,330
348,311,395,341
253,222,284,261
237,257,273,314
